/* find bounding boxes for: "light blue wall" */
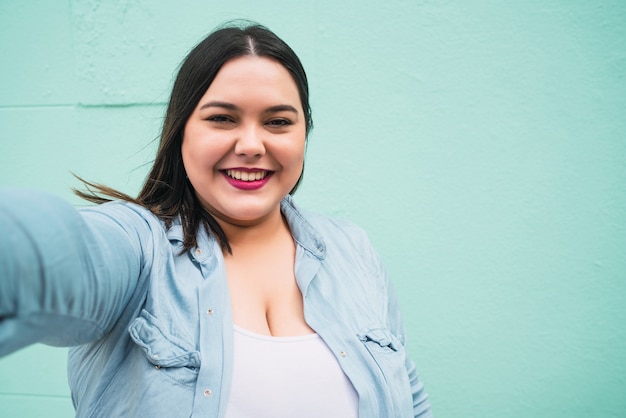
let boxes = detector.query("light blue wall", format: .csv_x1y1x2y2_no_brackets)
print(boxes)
1,1,625,417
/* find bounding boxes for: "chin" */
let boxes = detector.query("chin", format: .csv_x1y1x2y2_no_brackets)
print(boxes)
217,205,277,223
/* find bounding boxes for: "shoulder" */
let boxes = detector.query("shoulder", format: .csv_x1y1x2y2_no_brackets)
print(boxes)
78,200,164,230
283,196,377,258
305,209,370,245
78,200,169,256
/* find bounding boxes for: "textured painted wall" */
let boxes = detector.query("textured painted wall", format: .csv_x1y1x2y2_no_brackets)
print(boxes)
1,1,625,417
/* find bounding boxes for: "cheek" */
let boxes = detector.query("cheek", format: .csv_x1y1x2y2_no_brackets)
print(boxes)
181,122,209,171
282,143,305,175
181,137,210,184
181,133,212,169
287,133,307,165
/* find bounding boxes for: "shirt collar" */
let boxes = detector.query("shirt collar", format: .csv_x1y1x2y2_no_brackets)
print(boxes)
281,195,326,260
164,196,327,261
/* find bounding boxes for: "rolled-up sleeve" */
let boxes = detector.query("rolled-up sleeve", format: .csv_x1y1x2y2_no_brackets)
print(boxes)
367,238,433,417
387,280,433,417
0,189,146,356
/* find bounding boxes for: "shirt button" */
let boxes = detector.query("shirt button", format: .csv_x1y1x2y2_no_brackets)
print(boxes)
196,248,202,256
203,389,212,397
206,308,214,316
340,351,347,358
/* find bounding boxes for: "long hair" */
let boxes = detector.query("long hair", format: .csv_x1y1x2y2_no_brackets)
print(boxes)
75,22,313,253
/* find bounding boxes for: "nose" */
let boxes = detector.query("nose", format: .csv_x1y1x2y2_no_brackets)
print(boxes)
234,124,265,158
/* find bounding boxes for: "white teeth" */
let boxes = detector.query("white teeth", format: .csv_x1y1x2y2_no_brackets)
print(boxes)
226,169,268,181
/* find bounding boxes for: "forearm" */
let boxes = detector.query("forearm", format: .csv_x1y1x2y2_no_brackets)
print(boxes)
0,189,141,356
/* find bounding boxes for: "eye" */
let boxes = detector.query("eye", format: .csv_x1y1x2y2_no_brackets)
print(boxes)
206,115,235,124
266,118,292,127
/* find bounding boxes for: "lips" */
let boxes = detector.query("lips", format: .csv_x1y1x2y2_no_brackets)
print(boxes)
221,168,274,190
225,169,270,182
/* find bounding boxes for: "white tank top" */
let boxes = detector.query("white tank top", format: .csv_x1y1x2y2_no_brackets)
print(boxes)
224,325,359,418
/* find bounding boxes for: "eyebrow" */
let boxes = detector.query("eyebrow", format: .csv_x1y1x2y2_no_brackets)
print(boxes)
199,101,238,111
199,101,299,115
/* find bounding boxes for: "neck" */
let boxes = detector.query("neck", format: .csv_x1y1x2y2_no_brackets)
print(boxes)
216,208,290,252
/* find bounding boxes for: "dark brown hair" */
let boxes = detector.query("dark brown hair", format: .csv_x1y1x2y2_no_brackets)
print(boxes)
75,22,313,253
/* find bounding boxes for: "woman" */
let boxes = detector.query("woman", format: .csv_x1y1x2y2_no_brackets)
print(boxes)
0,23,432,417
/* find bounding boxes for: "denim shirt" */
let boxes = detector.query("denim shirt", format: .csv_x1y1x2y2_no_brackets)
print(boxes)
0,189,432,417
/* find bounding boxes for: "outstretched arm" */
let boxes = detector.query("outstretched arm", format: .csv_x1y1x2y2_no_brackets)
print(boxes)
0,189,143,356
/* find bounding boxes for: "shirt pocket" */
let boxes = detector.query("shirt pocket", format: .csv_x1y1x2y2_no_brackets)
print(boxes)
358,327,407,384
129,309,201,387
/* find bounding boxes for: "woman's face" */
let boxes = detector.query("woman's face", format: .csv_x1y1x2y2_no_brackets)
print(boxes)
182,56,306,228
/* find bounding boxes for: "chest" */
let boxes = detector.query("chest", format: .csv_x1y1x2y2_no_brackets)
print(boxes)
223,242,314,335
224,326,359,418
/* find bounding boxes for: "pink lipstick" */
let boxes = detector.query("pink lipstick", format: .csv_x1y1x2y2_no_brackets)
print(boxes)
222,169,273,190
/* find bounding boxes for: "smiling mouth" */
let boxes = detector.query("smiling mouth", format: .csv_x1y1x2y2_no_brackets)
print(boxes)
224,169,271,182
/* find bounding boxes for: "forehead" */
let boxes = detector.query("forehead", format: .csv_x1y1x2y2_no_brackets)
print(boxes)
202,56,301,106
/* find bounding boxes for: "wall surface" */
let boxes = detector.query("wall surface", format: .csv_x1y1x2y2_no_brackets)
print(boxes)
1,1,625,417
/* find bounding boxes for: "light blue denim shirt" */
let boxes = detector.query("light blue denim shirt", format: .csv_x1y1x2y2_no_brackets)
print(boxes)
0,189,432,417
